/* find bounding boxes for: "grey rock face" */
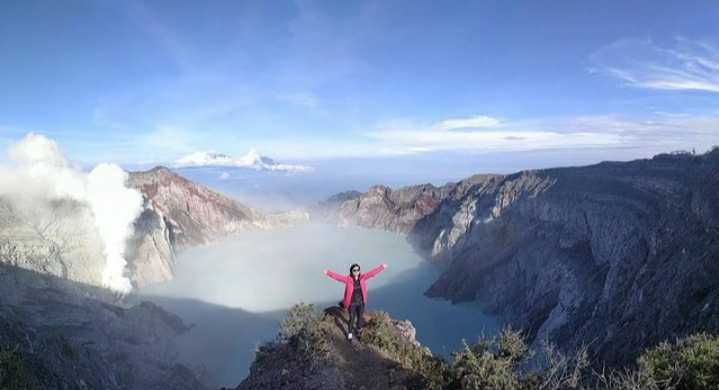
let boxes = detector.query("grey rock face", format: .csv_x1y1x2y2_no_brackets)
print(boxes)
125,206,176,288
0,196,106,287
319,150,719,366
425,152,719,365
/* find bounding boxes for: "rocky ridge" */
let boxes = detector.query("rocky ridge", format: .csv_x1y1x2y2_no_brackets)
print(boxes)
316,149,719,366
313,175,500,235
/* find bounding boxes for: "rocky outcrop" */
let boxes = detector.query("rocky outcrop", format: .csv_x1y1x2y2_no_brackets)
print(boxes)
236,307,435,390
319,150,719,366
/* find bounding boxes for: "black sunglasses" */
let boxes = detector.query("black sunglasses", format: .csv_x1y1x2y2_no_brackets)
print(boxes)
351,268,360,272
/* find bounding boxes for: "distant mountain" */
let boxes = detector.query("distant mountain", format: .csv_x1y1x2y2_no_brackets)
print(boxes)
174,149,312,173
314,149,719,366
311,174,498,233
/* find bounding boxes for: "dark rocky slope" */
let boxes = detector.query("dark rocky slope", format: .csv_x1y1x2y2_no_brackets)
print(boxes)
318,150,719,366
0,263,206,389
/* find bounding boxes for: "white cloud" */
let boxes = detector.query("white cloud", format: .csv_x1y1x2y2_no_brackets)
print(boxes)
435,115,502,131
174,149,314,173
369,129,624,154
591,37,719,93
364,113,719,156
366,115,624,155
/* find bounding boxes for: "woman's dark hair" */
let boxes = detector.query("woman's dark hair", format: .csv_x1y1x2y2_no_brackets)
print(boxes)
349,263,360,274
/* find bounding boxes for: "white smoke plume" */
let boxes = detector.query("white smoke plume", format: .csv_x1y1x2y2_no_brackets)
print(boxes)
1,133,143,293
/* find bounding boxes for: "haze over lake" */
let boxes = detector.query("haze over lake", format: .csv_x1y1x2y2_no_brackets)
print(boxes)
140,224,499,387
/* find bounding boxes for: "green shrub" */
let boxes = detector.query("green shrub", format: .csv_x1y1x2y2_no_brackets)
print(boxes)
277,303,330,363
0,344,39,390
265,307,719,390
498,326,529,364
279,303,322,342
447,327,532,390
637,333,719,390
362,311,448,389
536,341,589,390
450,339,519,390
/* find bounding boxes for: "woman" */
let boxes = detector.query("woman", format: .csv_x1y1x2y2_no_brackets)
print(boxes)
323,263,387,341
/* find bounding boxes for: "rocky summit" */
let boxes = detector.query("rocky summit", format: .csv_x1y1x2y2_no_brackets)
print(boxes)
236,305,437,390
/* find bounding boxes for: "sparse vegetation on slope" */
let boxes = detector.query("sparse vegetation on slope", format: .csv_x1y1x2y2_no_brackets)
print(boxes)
240,305,719,390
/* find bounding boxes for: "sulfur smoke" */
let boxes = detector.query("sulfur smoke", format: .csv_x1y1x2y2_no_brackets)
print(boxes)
0,133,143,293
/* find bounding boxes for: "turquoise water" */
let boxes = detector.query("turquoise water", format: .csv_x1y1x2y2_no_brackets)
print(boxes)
140,224,500,387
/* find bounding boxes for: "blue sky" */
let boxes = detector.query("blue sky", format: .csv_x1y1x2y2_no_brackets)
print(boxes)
1,0,719,173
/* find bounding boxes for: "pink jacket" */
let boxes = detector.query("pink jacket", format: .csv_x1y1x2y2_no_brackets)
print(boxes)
325,264,386,310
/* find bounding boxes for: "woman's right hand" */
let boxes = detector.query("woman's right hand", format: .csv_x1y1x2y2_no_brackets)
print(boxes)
323,269,329,275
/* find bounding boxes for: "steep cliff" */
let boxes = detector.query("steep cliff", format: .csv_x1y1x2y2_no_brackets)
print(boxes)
319,150,719,366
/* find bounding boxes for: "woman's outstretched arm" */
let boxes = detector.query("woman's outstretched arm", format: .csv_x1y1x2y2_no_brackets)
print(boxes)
324,269,350,283
362,264,388,280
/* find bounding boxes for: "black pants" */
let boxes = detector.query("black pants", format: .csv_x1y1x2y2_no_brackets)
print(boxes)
348,303,365,333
